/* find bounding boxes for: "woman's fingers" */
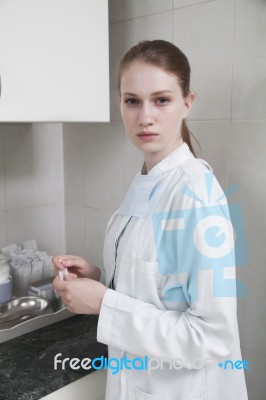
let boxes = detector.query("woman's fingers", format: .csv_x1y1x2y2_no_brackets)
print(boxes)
65,273,78,280
52,255,86,271
52,255,66,270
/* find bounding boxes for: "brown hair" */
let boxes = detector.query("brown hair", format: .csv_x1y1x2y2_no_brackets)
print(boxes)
117,39,197,156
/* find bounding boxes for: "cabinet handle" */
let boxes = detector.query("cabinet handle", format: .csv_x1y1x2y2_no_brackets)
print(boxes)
0,74,1,98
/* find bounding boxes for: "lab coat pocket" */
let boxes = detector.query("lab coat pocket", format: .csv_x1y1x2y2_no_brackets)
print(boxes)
131,386,168,400
132,254,167,309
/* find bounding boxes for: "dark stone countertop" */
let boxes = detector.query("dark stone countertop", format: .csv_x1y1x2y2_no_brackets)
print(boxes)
0,314,108,400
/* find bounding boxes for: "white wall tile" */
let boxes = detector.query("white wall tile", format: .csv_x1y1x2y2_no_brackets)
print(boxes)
85,207,113,268
65,203,86,258
4,123,64,209
54,202,66,255
237,239,266,356
228,121,266,243
174,0,216,9
188,121,229,191
232,0,266,120
63,123,85,205
123,134,144,193
173,0,235,120
109,0,123,23
0,211,7,249
123,0,172,20
7,204,65,256
0,127,5,211
109,22,123,122
123,11,173,51
84,122,123,211
240,347,265,400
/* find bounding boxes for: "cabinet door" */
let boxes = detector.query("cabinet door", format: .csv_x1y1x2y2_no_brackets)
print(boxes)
41,370,107,400
0,0,109,122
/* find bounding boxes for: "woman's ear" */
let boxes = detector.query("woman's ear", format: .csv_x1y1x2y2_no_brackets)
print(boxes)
184,91,196,116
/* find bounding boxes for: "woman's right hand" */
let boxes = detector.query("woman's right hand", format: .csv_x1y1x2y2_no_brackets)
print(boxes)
52,254,98,280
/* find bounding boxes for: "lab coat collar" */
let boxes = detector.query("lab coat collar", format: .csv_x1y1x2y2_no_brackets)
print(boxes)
117,143,194,217
140,142,194,176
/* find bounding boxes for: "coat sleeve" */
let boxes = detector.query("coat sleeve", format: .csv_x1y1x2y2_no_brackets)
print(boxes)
97,177,239,368
97,289,237,369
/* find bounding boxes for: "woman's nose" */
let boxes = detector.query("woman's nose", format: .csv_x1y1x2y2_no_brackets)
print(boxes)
138,104,155,127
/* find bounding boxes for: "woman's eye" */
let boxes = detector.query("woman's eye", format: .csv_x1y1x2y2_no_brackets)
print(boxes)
155,97,169,104
124,98,139,105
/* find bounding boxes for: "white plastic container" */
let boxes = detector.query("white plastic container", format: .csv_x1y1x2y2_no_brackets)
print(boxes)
0,254,12,304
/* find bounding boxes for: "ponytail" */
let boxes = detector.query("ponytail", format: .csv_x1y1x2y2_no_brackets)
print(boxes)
181,119,196,157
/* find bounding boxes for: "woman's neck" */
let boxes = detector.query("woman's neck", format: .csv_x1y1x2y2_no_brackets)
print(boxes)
143,138,184,174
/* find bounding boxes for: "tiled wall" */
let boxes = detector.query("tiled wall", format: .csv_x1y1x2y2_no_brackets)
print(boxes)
230,1,266,398
0,123,65,255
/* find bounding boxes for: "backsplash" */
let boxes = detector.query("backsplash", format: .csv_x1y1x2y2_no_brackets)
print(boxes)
0,123,65,256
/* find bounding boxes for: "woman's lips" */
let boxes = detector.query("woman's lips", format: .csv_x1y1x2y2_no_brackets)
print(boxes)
137,132,158,142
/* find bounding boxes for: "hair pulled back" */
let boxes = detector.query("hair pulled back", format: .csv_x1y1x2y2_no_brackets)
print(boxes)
117,39,196,156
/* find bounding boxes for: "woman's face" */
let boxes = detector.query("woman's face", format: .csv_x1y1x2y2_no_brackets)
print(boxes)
120,61,194,172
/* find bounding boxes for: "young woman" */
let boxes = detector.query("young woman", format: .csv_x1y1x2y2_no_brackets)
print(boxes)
53,40,248,400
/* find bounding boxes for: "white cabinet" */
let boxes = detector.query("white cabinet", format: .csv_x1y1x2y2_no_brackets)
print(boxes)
41,370,107,400
0,0,109,122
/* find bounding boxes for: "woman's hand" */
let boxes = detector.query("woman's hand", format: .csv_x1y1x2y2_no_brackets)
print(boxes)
52,274,108,314
52,254,100,281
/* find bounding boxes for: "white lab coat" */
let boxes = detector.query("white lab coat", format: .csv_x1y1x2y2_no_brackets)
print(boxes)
97,143,248,400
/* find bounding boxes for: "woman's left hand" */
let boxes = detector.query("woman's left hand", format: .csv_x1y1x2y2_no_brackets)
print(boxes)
52,274,108,314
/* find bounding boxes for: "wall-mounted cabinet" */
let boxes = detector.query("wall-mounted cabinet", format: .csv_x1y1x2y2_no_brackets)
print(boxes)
0,0,109,122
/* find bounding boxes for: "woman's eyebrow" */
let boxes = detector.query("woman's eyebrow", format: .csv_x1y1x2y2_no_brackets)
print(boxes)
122,92,136,97
122,90,173,97
152,90,173,95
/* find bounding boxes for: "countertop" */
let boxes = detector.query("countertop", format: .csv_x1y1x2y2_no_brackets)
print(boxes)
0,314,108,400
